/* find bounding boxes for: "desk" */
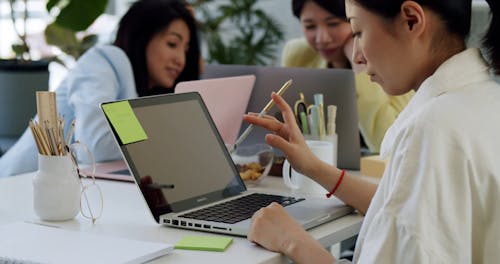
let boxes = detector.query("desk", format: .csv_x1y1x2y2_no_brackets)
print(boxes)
0,173,363,264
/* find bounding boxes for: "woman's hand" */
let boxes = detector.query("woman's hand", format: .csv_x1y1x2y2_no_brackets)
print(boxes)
248,202,334,263
243,93,319,175
247,202,307,253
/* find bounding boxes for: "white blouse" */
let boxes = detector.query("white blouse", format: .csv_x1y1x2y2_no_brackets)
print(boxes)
354,48,500,263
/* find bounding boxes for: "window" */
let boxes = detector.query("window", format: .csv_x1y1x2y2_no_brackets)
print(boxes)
0,0,50,59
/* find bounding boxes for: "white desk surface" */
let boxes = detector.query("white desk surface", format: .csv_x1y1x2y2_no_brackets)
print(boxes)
0,172,364,264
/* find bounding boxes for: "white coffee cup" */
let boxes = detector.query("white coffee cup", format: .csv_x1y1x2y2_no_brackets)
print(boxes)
33,154,81,221
282,140,334,197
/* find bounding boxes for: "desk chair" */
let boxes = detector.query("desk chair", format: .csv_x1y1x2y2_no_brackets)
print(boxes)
0,137,18,157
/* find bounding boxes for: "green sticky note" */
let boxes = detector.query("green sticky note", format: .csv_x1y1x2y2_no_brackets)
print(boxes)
174,235,233,252
102,101,147,144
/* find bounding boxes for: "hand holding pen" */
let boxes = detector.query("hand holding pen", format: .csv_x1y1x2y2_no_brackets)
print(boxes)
242,92,314,174
230,79,293,154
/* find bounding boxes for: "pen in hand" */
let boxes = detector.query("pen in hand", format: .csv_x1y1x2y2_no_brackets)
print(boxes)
147,183,175,189
230,79,293,154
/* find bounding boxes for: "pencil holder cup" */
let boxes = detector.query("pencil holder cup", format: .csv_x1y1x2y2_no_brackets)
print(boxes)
324,134,338,167
282,140,333,198
303,134,338,167
33,154,81,221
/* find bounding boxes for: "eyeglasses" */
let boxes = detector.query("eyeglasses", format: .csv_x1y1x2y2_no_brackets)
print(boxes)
68,141,103,224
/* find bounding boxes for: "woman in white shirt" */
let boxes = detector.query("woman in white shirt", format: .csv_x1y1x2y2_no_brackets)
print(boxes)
244,0,500,263
0,0,201,176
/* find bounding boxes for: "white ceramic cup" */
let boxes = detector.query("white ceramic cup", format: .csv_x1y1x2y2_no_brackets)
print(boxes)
33,154,81,221
282,140,334,197
324,134,338,167
303,134,338,167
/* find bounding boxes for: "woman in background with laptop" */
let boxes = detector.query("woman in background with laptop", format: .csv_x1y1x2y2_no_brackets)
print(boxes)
246,0,500,263
283,0,414,153
0,0,201,177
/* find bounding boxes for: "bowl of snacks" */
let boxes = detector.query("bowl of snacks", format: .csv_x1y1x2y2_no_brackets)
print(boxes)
230,144,274,185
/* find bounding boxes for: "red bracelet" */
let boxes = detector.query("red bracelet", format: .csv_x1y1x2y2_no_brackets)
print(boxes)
326,169,346,198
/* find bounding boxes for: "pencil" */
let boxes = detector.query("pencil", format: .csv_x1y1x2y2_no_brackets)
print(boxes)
230,79,293,153
33,121,51,155
29,120,43,154
66,119,75,146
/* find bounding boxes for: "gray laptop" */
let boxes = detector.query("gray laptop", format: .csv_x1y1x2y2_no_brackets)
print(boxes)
101,92,353,236
203,65,360,170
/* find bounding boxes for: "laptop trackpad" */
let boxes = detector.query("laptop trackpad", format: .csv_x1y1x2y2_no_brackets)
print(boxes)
285,200,344,222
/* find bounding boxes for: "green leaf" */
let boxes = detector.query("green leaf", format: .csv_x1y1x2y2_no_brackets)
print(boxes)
78,34,99,58
55,0,108,32
11,44,29,58
196,0,284,65
46,0,60,12
44,22,79,57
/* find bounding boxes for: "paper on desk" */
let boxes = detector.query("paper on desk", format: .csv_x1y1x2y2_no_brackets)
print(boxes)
0,222,172,264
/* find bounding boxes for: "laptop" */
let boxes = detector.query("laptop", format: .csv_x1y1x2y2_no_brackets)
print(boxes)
101,92,353,236
202,65,360,170
175,75,255,145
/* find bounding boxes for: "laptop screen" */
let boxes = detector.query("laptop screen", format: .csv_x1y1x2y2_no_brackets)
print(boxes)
174,75,255,146
102,93,246,222
202,65,360,170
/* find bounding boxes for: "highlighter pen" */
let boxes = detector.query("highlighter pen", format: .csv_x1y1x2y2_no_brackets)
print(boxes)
307,105,320,139
230,79,293,154
327,105,337,136
299,111,309,135
314,93,325,140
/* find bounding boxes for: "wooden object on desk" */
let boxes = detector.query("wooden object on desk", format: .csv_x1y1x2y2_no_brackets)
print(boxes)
36,91,57,128
33,91,65,155
360,155,387,178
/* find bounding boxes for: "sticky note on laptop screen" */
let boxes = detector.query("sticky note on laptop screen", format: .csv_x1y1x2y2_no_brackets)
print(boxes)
102,101,148,144
174,235,233,252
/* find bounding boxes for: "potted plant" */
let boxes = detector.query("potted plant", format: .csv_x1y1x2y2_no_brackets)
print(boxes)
0,0,107,152
0,0,51,142
191,0,284,65
44,0,109,66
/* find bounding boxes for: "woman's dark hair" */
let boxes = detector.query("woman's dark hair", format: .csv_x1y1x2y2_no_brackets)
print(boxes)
351,0,500,74
292,0,347,20
114,0,200,96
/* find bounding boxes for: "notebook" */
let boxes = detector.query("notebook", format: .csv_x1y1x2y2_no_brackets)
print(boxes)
101,92,353,236
175,75,255,145
88,160,132,182
0,222,173,264
202,64,360,170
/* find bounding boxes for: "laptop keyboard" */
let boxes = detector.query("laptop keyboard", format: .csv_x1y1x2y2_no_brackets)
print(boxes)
179,193,305,224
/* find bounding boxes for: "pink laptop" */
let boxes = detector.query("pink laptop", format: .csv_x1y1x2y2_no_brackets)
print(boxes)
175,75,255,145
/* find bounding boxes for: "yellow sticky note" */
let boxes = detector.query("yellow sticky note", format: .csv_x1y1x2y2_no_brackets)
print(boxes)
102,101,147,144
174,235,233,252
